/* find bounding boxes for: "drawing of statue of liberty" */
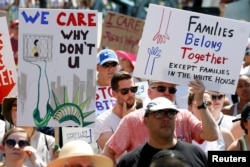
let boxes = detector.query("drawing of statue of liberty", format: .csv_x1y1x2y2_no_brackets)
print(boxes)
23,34,94,127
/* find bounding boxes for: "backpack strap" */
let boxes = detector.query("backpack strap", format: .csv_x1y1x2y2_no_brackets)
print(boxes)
238,136,247,151
44,133,49,151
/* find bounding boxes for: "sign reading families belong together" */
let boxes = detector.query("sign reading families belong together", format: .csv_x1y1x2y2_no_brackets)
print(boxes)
17,8,97,127
133,4,250,94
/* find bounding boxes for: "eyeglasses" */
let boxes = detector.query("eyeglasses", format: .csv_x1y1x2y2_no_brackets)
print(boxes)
211,95,224,100
117,86,138,95
149,109,178,119
5,139,29,148
101,62,118,68
151,86,177,94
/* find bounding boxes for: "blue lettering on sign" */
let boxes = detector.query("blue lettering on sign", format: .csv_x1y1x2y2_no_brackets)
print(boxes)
184,32,222,52
21,10,49,24
96,99,116,111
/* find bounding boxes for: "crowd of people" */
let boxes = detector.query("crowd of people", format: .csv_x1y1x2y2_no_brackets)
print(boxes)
0,1,250,167
2,44,250,166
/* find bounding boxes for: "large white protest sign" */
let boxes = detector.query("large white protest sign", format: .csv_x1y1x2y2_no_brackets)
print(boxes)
17,9,97,127
0,17,17,104
133,4,250,94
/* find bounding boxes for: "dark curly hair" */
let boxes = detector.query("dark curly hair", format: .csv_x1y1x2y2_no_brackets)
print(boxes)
240,102,250,134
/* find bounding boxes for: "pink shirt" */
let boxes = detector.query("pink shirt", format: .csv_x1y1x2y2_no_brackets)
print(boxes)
106,108,203,157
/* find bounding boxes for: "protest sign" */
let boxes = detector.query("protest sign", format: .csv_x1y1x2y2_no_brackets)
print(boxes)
133,4,250,94
61,127,97,150
95,86,116,115
101,11,144,54
17,9,97,127
0,17,17,104
135,81,148,103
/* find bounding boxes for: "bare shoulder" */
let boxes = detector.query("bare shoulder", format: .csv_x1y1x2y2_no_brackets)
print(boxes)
220,127,235,149
221,128,233,138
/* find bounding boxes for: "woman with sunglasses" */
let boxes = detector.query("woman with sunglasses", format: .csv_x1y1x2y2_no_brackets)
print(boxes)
1,97,56,166
0,127,41,167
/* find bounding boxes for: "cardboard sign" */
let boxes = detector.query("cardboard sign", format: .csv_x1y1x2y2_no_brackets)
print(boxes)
133,4,250,94
101,11,144,54
17,9,97,127
0,17,17,104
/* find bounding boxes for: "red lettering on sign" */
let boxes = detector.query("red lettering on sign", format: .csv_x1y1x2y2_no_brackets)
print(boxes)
57,12,96,26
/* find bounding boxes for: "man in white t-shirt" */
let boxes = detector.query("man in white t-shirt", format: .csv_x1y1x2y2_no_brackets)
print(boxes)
95,71,138,150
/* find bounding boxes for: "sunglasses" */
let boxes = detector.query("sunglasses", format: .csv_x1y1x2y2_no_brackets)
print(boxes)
151,86,177,94
5,139,29,148
211,94,224,100
117,86,138,95
101,62,118,68
149,109,178,119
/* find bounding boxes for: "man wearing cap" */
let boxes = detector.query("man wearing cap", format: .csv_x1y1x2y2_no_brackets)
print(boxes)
96,48,120,116
102,79,218,165
117,97,208,167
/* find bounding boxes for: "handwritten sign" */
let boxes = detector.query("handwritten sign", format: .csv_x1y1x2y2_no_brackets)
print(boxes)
17,9,97,127
101,11,144,54
133,4,250,94
96,86,116,115
0,17,17,104
135,81,148,102
61,127,97,150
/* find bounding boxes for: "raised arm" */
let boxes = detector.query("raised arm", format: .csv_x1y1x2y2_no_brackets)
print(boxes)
189,78,219,141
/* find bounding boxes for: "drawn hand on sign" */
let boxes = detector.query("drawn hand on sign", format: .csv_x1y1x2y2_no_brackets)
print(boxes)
153,9,172,44
144,47,162,75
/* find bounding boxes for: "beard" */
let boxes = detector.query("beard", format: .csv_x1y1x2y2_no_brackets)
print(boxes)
125,98,135,110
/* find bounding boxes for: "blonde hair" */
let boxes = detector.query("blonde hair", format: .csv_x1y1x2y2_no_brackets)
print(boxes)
2,127,30,146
